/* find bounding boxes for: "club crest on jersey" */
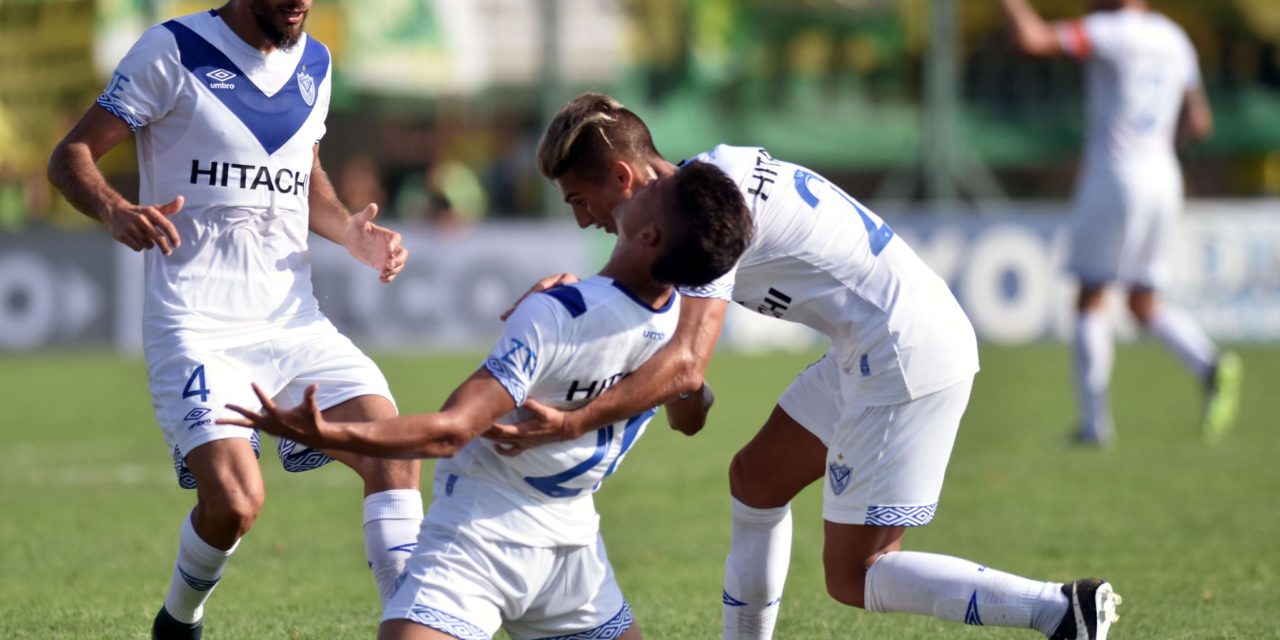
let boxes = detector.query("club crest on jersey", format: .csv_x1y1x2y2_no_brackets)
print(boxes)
297,68,316,107
828,455,852,495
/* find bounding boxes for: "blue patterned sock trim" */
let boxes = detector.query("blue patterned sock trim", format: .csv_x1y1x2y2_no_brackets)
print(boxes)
865,503,938,526
536,601,634,640
177,566,220,592
406,605,489,640
723,590,747,606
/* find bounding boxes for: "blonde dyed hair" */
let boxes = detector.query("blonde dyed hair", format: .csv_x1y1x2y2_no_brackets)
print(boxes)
535,92,661,180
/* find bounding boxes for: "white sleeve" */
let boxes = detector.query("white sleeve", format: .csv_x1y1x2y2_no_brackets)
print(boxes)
676,269,735,301
1182,33,1203,91
96,25,182,131
482,294,566,405
313,41,331,144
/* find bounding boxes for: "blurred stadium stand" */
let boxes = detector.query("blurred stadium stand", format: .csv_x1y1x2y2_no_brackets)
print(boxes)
3,0,1279,351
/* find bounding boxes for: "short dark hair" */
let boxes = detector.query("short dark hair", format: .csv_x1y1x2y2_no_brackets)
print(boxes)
651,161,754,287
536,93,662,181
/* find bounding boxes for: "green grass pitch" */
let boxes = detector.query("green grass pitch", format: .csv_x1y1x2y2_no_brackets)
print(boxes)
1,344,1277,638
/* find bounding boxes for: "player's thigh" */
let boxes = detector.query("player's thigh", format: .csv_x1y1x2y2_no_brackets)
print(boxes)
730,407,826,508
1119,191,1179,292
274,326,417,485
823,377,973,527
509,536,633,640
1068,175,1129,285
729,353,840,507
378,619,467,640
383,523,509,639
147,347,274,488
320,392,419,489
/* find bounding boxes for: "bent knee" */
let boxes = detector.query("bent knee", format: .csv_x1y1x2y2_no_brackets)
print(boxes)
728,449,772,505
203,485,265,534
824,570,867,609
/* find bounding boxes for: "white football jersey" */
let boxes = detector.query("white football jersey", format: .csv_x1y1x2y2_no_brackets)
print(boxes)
97,10,331,353
681,145,978,406
1055,9,1200,176
433,276,679,547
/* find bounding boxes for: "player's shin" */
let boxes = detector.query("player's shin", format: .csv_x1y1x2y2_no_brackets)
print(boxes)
1073,310,1114,442
362,489,425,606
163,510,239,624
723,498,792,640
864,551,1068,635
1146,305,1217,378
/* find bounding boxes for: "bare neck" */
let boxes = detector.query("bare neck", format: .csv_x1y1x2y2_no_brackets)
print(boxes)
598,262,671,311
216,2,277,54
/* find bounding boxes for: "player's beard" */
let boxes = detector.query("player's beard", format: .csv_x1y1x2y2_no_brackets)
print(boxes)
251,0,307,51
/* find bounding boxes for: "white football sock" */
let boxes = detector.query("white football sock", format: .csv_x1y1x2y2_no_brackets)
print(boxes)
723,498,792,640
1146,305,1217,379
1074,311,1114,438
363,489,424,606
163,510,238,624
864,551,1068,635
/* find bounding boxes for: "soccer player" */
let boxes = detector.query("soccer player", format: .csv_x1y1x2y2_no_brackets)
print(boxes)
46,2,423,637
219,162,755,640
1000,0,1243,445
489,93,1121,640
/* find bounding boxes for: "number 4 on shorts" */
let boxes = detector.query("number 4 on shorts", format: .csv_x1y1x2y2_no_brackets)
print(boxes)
183,365,210,403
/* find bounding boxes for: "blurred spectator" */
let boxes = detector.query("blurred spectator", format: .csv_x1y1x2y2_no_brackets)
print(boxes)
336,154,387,214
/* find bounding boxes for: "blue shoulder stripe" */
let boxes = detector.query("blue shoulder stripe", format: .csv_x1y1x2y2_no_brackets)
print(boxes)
542,285,587,318
161,19,328,154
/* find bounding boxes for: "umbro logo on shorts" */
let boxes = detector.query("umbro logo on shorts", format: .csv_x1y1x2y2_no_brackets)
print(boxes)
183,407,212,430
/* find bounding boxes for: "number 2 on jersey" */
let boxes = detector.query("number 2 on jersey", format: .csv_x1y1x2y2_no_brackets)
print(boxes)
523,408,655,498
183,365,211,403
793,169,894,255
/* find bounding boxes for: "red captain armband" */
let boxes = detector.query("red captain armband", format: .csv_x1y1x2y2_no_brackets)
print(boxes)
1058,20,1091,58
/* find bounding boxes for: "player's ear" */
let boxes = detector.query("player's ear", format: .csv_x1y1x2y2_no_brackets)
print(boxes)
638,222,662,249
609,160,635,190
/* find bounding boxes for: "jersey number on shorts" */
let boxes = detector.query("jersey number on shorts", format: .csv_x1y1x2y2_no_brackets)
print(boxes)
793,169,894,255
524,408,656,498
183,365,210,402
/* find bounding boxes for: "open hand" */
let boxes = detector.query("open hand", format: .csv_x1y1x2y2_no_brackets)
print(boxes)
500,273,580,320
102,195,184,255
343,203,409,283
217,383,328,448
483,398,571,456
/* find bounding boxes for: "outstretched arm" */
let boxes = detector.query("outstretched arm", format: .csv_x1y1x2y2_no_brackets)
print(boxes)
219,368,515,459
307,146,408,283
999,0,1064,57
488,296,728,447
47,104,183,254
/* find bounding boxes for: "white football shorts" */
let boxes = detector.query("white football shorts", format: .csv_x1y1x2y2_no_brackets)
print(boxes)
778,351,973,526
1067,167,1182,290
383,508,634,639
147,321,394,488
